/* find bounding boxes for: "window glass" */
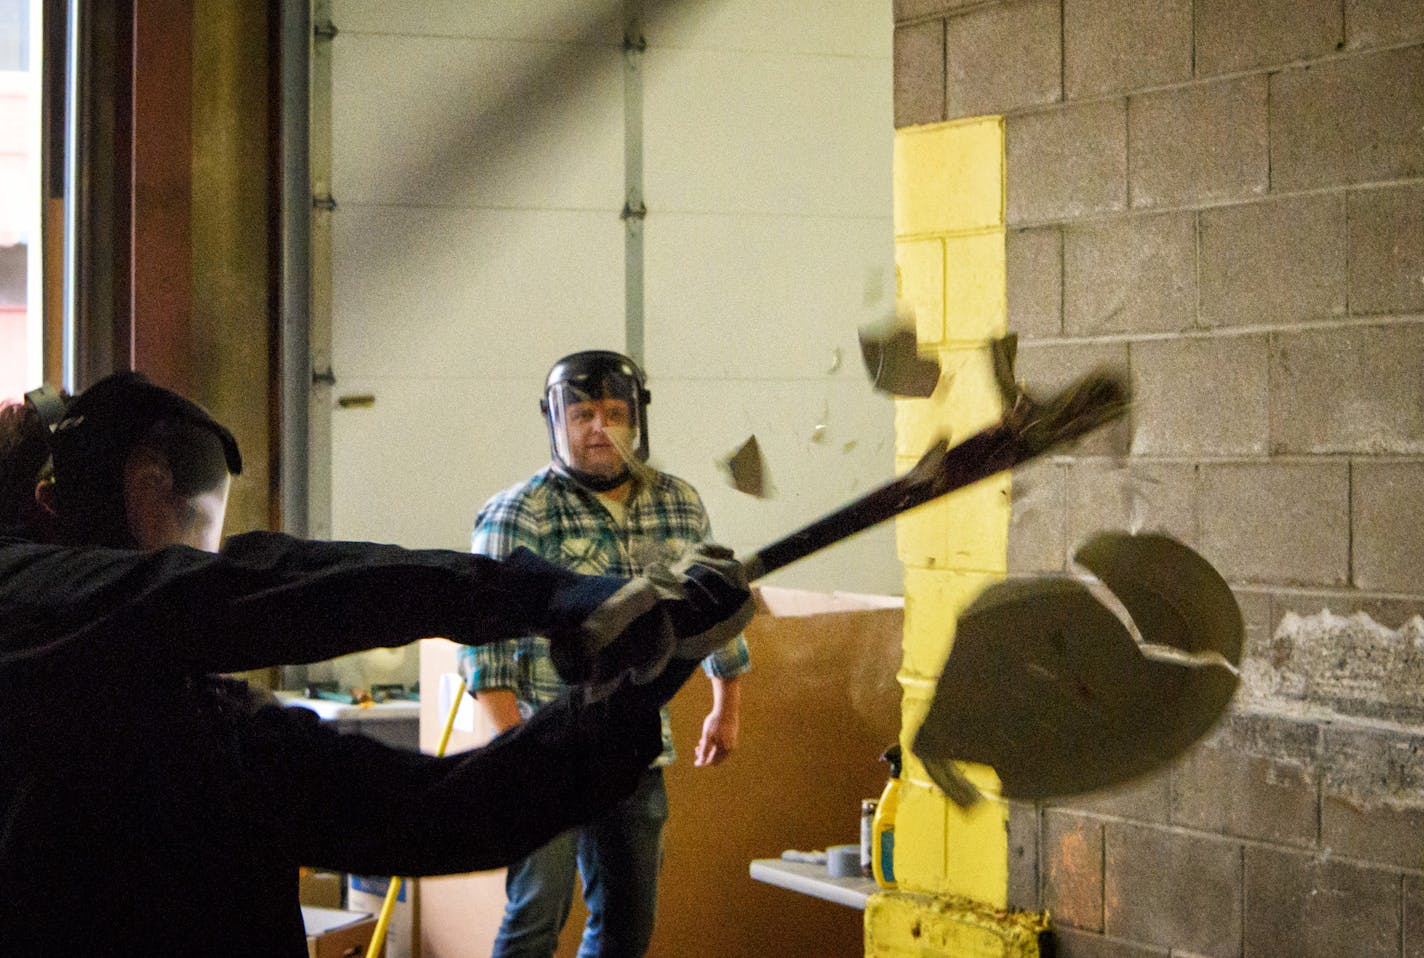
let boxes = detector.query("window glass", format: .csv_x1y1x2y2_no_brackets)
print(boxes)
0,0,27,72
0,0,38,403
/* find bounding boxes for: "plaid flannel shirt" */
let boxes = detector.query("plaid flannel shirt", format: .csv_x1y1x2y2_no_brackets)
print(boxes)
457,465,751,766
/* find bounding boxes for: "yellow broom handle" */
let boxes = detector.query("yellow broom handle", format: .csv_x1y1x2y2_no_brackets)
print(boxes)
364,678,468,958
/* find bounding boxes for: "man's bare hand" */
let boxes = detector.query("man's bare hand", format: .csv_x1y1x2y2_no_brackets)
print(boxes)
694,708,740,767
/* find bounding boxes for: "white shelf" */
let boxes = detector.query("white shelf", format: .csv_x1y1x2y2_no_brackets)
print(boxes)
748,859,880,910
276,692,420,722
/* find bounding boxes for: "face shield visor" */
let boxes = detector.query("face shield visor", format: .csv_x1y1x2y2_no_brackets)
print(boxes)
542,352,650,492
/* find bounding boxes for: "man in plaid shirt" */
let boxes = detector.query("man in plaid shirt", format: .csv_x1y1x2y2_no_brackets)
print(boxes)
458,350,750,958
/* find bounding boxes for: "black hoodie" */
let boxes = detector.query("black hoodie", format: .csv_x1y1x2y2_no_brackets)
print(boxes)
0,530,661,957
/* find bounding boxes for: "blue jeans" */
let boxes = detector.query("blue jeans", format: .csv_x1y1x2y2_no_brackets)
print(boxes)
491,767,668,958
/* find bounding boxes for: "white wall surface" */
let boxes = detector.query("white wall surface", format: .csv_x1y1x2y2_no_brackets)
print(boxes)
324,0,897,618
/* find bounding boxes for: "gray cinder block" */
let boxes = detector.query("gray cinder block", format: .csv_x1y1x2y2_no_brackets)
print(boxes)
1008,458,1067,574
1065,459,1198,556
1354,461,1424,593
1064,0,1192,99
1063,212,1196,337
1007,226,1063,340
1128,76,1269,209
1129,335,1270,457
1049,928,1170,957
1245,847,1402,957
1271,45,1424,191
1103,822,1243,955
1170,712,1320,847
945,0,1061,119
1345,0,1424,49
1014,340,1133,457
1349,183,1424,316
1199,193,1347,328
1321,725,1424,869
1007,100,1128,225
1195,0,1343,76
1199,461,1350,586
1407,874,1424,958
895,0,980,21
1049,770,1173,826
894,21,945,128
1045,810,1105,932
1006,801,1042,912
1269,325,1424,455
1258,596,1424,723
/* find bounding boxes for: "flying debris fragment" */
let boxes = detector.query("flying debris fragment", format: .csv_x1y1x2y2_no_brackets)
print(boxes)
721,435,768,498
858,314,941,398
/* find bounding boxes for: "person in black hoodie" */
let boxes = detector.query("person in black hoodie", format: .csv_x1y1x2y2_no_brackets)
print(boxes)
0,372,753,958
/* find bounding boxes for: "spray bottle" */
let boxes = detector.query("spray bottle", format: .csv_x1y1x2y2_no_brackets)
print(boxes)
871,743,902,888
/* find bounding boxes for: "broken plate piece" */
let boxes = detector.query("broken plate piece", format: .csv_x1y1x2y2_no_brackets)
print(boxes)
721,435,767,497
858,318,941,398
912,532,1241,805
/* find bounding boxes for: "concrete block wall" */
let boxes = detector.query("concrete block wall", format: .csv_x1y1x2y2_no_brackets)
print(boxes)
895,1,1424,955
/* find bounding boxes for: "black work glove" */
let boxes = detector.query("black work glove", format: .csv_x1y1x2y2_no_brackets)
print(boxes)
643,543,756,660
512,544,753,700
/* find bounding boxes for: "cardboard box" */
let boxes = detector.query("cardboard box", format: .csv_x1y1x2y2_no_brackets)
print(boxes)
299,868,344,909
302,905,375,958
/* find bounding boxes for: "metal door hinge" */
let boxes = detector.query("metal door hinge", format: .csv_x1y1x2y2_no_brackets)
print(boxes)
313,194,338,212
314,21,339,41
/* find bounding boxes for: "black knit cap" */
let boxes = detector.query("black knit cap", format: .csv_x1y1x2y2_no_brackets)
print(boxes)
50,371,243,482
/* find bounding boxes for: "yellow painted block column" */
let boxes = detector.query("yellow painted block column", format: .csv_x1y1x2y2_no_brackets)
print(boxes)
866,117,1045,958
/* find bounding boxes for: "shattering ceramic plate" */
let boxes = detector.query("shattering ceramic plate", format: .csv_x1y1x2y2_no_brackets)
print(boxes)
912,532,1242,803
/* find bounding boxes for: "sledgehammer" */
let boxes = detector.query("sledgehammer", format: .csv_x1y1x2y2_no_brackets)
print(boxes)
741,367,1130,582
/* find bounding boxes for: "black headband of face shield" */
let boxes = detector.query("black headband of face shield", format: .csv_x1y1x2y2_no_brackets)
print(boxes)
22,373,242,547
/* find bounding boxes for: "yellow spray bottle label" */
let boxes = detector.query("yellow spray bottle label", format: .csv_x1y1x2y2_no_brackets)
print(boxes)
871,744,902,888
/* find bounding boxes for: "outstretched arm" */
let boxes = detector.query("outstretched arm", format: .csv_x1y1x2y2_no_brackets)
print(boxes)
254,689,664,876
0,532,621,681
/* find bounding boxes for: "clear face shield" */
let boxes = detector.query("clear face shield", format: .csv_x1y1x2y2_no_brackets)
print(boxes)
544,369,649,489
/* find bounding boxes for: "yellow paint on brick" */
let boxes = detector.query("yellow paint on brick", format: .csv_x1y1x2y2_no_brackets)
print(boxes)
935,348,1008,433
957,762,1004,796
897,681,937,783
894,477,1010,573
880,117,1048,955
893,390,950,461
892,348,1006,459
895,495,952,568
893,781,948,888
889,781,1006,901
896,239,947,346
882,112,1030,950
942,791,1009,905
943,230,1008,343
900,476,1010,574
897,682,1001,799
865,892,1049,958
901,567,1001,680
893,118,1005,238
